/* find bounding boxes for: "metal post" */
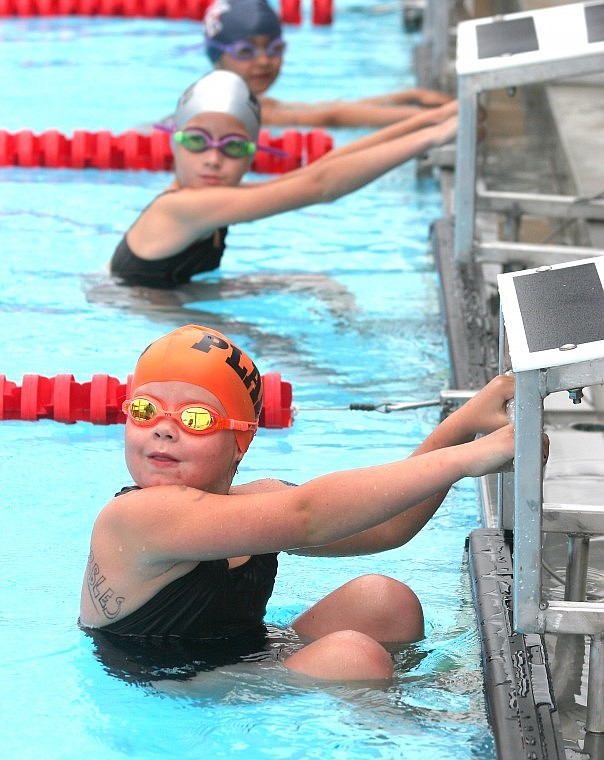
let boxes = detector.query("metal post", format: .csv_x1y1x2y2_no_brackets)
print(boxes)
498,317,515,530
513,368,544,633
429,0,450,82
564,535,590,602
586,633,604,734
453,75,479,263
502,212,521,243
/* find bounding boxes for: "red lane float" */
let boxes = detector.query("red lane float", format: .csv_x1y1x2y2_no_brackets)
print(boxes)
311,0,332,25
0,0,212,18
0,128,332,172
0,373,293,428
0,0,332,22
279,0,332,24
279,0,300,24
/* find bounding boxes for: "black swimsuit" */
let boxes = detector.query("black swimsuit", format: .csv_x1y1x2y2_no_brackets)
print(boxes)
100,553,279,640
110,227,227,288
81,486,279,683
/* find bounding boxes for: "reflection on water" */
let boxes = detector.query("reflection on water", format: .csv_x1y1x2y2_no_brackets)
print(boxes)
84,270,359,330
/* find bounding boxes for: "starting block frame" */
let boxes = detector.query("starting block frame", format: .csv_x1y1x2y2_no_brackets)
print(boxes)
454,1,604,263
498,256,604,635
498,256,604,736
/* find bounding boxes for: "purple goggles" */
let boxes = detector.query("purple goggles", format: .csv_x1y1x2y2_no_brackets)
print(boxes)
155,124,288,158
206,37,287,62
174,128,255,158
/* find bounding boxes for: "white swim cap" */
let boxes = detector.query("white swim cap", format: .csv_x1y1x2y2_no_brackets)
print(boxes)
174,71,261,142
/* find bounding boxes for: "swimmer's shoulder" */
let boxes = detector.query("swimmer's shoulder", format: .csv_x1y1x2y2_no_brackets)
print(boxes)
230,478,297,495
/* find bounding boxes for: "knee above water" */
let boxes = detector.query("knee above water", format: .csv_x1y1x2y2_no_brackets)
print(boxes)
349,574,422,610
347,575,425,641
286,629,394,681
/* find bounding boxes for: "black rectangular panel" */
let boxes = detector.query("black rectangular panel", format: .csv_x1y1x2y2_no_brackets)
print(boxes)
476,17,539,59
585,2,604,43
513,263,604,352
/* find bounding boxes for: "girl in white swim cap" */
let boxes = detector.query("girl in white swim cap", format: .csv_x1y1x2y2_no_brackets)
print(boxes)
110,70,458,289
173,69,261,142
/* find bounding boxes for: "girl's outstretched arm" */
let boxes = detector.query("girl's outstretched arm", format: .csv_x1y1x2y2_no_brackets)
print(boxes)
260,99,425,128
105,422,514,565
295,375,514,556
313,100,458,162
356,88,454,108
259,91,454,128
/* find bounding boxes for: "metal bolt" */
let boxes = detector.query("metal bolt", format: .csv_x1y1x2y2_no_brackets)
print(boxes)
569,388,584,404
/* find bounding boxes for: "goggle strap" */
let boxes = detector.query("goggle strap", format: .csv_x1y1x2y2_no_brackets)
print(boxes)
227,420,259,432
152,122,174,133
256,145,289,158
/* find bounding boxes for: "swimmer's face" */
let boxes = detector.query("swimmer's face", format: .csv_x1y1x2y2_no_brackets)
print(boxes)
124,381,243,492
172,112,253,189
216,35,283,96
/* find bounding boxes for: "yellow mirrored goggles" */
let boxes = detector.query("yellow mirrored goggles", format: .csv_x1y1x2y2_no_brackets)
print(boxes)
122,396,257,435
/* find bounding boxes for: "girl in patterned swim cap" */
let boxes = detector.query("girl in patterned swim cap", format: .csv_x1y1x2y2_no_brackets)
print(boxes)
205,0,284,97
203,0,454,128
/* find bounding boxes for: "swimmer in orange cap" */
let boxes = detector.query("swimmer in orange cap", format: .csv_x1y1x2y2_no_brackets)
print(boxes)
80,324,515,683
203,0,453,128
110,70,458,288
129,324,262,453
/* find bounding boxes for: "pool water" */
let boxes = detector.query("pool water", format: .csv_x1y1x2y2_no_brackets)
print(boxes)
0,6,496,759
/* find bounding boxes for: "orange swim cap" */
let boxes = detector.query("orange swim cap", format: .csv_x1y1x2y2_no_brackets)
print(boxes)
131,324,263,452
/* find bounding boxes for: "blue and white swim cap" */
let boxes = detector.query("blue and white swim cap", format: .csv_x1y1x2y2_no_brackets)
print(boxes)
174,70,261,142
204,0,282,63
